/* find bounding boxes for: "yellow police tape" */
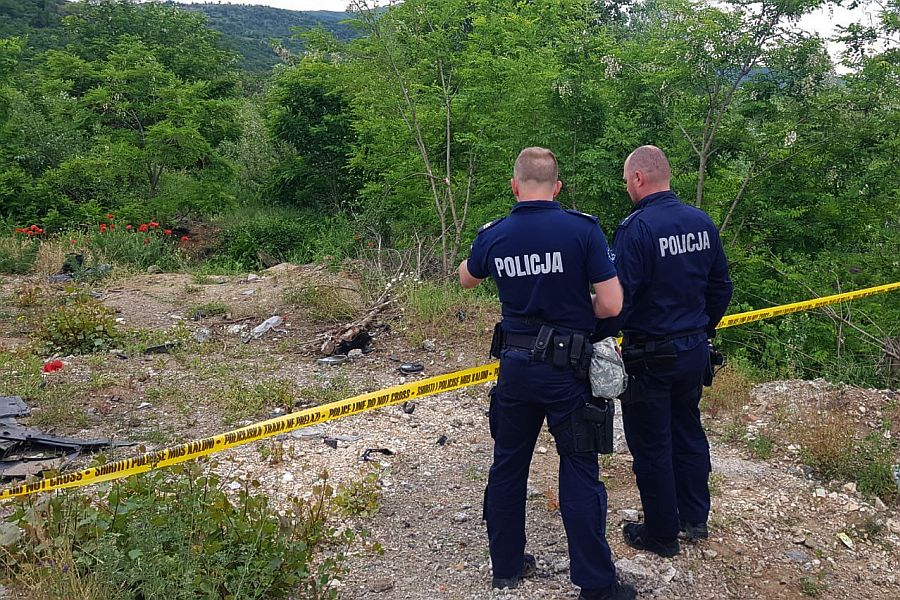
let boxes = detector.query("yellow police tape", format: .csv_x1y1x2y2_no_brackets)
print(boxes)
1,281,898,500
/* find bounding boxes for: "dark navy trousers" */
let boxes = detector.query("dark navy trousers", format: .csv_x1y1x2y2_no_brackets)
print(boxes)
620,342,711,541
484,349,616,590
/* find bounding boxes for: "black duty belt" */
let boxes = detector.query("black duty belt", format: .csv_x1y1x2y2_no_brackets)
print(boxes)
621,328,706,349
491,323,592,377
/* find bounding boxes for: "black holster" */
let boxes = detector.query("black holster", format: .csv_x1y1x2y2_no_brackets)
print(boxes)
622,339,678,374
703,345,725,387
551,398,615,456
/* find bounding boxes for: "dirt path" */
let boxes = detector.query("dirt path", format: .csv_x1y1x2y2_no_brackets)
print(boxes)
1,271,897,600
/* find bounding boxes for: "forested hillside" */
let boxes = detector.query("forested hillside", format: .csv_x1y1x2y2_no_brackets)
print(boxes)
177,3,353,71
0,0,898,385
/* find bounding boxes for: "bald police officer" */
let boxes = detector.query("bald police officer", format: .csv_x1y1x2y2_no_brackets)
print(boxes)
610,145,733,556
459,147,636,600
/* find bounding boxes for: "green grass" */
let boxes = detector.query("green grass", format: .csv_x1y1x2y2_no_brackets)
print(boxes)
747,435,775,459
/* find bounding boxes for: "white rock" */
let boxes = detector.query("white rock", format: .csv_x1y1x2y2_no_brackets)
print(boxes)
843,482,857,494
537,446,548,455
282,472,295,483
814,488,827,498
348,349,364,359
423,339,436,352
618,509,640,522
874,497,887,511
247,274,260,281
887,519,900,535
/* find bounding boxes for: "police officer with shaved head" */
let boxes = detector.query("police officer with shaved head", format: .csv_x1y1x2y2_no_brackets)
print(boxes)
459,147,636,600
608,145,733,557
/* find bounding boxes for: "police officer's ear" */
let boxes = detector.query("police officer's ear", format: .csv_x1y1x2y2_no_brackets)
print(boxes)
510,177,519,199
552,180,563,198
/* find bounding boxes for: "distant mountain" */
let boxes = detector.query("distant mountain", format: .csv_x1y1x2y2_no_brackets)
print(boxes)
175,3,355,72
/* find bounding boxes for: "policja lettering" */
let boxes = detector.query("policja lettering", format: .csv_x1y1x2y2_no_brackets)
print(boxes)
494,251,563,277
658,230,710,258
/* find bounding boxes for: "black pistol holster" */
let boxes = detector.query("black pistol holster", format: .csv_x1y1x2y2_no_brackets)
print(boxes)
550,398,615,456
703,344,726,387
490,323,592,379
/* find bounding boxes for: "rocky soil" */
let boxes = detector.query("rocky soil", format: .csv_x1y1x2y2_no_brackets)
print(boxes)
0,269,897,600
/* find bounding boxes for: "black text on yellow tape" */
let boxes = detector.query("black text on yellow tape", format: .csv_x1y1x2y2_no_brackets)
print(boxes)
2,281,897,499
717,281,900,329
0,363,500,500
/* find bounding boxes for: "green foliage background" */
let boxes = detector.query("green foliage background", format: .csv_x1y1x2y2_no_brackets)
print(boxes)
0,0,898,385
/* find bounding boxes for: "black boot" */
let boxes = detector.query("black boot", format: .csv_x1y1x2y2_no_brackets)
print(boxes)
678,520,709,541
579,581,638,600
491,553,537,589
622,523,679,558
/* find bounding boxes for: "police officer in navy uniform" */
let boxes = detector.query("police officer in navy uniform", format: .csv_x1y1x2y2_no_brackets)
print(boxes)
609,145,733,557
459,147,636,600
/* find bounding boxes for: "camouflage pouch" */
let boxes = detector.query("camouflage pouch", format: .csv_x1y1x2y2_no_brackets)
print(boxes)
589,336,628,399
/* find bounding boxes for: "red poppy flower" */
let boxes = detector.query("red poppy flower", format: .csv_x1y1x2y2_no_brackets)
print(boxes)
99,223,107,233
107,213,115,219
180,235,190,242
110,223,115,230
70,239,77,245
126,224,133,230
14,228,24,234
164,229,172,236
149,221,159,229
42,360,64,373
138,224,149,233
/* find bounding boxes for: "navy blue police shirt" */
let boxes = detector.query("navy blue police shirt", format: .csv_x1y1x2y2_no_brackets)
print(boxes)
608,191,733,348
466,201,617,336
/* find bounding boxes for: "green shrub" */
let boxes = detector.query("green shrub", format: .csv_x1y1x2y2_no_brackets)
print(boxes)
1,465,347,600
221,206,356,268
76,225,183,271
34,299,121,355
0,236,39,274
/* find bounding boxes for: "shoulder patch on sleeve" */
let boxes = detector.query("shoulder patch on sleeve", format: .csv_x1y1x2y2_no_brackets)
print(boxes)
564,209,599,224
617,208,645,229
476,216,505,235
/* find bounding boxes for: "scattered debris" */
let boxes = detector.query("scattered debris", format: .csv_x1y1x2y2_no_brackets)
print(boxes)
423,339,436,352
192,328,212,344
144,342,179,355
360,448,395,462
245,315,284,342
436,434,448,446
41,360,64,374
335,331,373,356
318,355,348,366
398,362,424,375
837,532,855,550
347,349,364,359
324,438,339,450
402,401,416,414
291,425,328,439
0,398,29,419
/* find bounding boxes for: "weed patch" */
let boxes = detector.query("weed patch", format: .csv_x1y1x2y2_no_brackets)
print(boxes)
1,465,349,600
298,374,355,406
334,470,382,518
216,378,296,424
0,236,39,274
32,297,121,356
747,434,775,459
702,365,754,418
285,282,358,323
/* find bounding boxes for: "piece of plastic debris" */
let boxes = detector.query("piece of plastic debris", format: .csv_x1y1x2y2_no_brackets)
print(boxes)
324,438,339,449
318,355,349,366
398,362,424,375
41,360,64,374
144,342,179,355
837,532,854,550
436,434,448,446
0,397,29,419
192,328,212,344
360,448,395,462
402,401,416,414
291,425,327,439
246,316,283,341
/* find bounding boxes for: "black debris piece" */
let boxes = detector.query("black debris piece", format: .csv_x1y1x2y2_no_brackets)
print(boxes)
457,309,467,322
436,434,448,446
324,437,339,449
0,398,134,480
360,448,395,462
318,355,349,366
336,331,373,356
143,342,179,355
398,362,424,375
0,397,29,419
